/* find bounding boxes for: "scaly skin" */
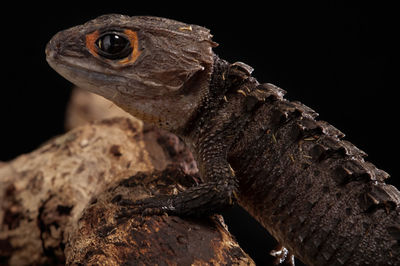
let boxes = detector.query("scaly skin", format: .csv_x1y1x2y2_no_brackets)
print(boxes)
46,14,400,265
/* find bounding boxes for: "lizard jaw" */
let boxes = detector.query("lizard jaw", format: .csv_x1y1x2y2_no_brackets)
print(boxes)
46,48,199,132
46,46,130,101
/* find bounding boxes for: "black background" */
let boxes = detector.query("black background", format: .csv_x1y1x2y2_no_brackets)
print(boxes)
1,2,398,265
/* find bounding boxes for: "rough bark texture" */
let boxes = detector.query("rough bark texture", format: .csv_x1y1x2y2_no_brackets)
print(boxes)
0,106,253,265
66,167,252,265
64,88,132,130
1,117,151,265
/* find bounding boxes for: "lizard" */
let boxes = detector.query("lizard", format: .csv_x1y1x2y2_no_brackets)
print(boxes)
46,14,400,265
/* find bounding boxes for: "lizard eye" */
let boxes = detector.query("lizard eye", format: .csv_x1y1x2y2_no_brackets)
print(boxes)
95,33,132,60
86,29,140,64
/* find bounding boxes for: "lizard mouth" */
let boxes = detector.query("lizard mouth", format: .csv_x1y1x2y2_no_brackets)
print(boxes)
46,43,131,99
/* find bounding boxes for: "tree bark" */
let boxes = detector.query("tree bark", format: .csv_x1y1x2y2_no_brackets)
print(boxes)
66,166,252,265
0,89,254,265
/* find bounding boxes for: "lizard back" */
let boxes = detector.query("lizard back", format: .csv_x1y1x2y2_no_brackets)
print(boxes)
226,80,400,265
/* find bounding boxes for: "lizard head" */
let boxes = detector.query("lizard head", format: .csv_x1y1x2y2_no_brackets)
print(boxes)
46,14,217,132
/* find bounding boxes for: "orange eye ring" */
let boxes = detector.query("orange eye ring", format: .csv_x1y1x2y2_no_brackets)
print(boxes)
85,29,141,65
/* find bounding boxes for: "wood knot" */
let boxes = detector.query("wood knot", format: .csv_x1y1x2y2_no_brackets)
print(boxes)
110,145,123,157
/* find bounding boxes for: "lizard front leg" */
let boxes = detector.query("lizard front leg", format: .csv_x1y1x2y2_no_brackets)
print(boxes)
119,123,239,216
116,103,240,216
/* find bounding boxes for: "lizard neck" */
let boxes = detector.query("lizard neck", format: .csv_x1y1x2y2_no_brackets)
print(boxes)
180,55,262,178
179,55,231,137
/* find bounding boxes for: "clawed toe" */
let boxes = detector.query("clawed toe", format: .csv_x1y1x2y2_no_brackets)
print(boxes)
270,245,295,265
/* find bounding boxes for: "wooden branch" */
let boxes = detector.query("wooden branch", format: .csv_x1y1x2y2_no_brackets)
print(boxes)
66,166,252,265
0,89,254,265
64,88,132,130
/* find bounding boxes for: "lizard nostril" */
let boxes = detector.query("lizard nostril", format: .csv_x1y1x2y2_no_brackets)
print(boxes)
45,42,57,59
45,43,53,58
45,30,68,59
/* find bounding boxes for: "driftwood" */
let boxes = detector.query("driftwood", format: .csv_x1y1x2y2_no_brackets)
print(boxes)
64,88,132,130
0,89,254,265
67,167,252,265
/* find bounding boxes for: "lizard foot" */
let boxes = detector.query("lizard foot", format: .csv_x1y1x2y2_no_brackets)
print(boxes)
114,180,237,217
270,244,295,266
115,194,177,216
